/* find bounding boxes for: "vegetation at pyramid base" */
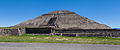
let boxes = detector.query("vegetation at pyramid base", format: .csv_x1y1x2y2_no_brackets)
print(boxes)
0,34,120,45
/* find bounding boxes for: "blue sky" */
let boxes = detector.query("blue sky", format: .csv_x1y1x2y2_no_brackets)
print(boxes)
0,0,120,28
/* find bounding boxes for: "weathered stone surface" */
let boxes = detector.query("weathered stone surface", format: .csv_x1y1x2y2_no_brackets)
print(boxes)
0,29,18,36
14,10,111,29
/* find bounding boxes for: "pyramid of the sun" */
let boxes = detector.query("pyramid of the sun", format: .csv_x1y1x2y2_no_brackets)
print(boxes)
14,10,111,29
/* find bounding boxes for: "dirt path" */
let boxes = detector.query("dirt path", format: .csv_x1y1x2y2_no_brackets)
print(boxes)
0,43,119,50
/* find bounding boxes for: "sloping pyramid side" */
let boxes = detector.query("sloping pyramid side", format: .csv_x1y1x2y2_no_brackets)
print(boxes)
14,10,111,29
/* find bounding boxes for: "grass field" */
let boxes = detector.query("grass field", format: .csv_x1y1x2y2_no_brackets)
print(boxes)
0,34,120,45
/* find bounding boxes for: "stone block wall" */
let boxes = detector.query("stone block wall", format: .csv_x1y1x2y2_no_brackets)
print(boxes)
54,29,120,37
0,29,19,36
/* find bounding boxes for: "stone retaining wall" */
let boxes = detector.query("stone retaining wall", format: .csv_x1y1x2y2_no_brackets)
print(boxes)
55,29,120,37
0,28,120,37
0,29,18,36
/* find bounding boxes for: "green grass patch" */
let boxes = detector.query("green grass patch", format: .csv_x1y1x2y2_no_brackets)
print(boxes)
0,34,120,45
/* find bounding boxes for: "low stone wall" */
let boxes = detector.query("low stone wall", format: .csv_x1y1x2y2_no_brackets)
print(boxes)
0,28,120,37
0,29,19,36
54,29,120,37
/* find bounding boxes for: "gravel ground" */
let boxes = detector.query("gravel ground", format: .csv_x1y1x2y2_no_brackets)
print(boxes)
0,43,120,50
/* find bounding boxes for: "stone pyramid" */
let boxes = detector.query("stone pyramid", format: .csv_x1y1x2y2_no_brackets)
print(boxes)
14,10,111,29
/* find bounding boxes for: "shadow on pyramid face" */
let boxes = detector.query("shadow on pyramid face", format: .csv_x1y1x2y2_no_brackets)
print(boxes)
47,17,57,26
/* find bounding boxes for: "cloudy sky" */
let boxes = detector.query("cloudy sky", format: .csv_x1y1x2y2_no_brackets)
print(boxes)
0,0,120,28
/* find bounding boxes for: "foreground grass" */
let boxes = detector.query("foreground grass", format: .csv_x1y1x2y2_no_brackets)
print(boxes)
0,34,120,45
